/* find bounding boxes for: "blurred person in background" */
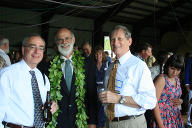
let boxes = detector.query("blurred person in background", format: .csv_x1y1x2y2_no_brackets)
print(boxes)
146,55,156,67
94,46,111,128
13,50,22,63
184,53,192,128
82,41,93,59
134,42,152,62
0,56,6,69
104,51,112,63
0,37,11,66
149,50,169,80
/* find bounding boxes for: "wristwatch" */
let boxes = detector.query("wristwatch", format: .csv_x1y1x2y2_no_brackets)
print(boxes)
119,96,126,104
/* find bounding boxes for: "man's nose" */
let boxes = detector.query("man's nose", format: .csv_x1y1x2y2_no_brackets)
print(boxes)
34,47,43,53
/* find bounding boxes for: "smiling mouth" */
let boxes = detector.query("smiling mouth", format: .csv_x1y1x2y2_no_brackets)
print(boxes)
62,45,69,48
60,44,70,49
32,54,40,58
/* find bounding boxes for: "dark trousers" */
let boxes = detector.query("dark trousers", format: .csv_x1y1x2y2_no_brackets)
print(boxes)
144,110,152,128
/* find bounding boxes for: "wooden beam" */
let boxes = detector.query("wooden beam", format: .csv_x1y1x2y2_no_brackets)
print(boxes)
0,0,50,9
93,0,135,48
95,0,135,27
40,11,54,52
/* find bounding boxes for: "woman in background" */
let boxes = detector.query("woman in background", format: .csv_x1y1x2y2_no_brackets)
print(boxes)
94,46,111,128
152,54,184,128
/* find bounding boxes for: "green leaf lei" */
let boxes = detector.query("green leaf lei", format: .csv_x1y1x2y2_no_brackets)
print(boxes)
47,50,88,128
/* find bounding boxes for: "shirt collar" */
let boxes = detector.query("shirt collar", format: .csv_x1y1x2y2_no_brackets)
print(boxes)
0,49,5,54
60,54,73,62
20,59,38,72
118,50,132,65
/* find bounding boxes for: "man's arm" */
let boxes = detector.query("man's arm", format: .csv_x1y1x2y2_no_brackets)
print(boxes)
99,91,141,108
100,62,156,110
0,71,10,128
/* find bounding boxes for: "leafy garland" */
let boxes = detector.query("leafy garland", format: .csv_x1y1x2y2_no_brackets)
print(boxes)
47,50,88,128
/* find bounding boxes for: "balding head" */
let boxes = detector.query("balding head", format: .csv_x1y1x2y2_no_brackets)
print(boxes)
55,28,75,58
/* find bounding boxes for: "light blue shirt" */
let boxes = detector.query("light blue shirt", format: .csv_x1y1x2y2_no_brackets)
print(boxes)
104,50,157,117
0,59,50,127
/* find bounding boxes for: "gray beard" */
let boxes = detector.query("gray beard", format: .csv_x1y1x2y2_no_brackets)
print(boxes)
58,42,74,57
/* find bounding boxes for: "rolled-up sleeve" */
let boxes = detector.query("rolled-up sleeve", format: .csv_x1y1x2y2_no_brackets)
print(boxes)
132,63,157,110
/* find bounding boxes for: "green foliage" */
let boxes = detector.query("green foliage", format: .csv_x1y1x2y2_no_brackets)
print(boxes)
46,50,88,128
72,50,88,128
47,55,63,128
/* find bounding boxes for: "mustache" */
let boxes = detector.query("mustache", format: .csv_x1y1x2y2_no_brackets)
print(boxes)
59,43,70,47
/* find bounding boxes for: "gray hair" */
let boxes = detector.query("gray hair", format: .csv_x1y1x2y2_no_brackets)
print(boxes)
54,28,75,44
22,34,45,47
0,38,9,46
110,25,131,40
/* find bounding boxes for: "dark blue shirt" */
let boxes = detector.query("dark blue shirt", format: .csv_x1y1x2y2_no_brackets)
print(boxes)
185,57,192,85
95,61,110,127
96,63,107,83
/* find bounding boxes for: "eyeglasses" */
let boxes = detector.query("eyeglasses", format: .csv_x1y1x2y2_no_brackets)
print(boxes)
56,37,72,43
25,45,45,52
110,37,125,42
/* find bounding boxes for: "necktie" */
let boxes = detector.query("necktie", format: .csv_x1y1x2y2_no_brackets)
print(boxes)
65,59,72,92
106,59,119,121
29,70,44,128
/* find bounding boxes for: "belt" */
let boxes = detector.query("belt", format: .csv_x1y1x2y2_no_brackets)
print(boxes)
3,121,34,128
112,114,143,122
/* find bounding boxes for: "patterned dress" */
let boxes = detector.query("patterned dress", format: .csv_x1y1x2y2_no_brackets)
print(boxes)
152,75,184,128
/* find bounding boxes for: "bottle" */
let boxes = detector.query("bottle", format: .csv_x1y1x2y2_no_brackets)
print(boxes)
44,91,52,124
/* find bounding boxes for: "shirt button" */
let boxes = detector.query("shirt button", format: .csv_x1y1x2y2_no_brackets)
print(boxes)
69,104,72,107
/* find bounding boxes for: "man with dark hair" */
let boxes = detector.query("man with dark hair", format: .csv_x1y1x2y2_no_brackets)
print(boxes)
82,41,92,58
99,25,156,128
135,42,152,61
104,51,112,63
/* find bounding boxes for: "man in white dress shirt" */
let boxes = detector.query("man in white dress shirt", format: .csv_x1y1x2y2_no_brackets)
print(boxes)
99,25,157,128
0,34,57,128
0,37,11,66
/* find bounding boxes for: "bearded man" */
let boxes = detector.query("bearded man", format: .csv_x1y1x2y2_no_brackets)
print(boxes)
51,28,98,128
0,37,11,66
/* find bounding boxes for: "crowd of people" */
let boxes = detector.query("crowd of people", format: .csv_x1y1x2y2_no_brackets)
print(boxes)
0,25,191,128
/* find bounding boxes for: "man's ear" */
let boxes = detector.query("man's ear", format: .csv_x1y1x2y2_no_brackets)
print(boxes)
128,38,132,46
22,46,25,56
72,37,75,44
